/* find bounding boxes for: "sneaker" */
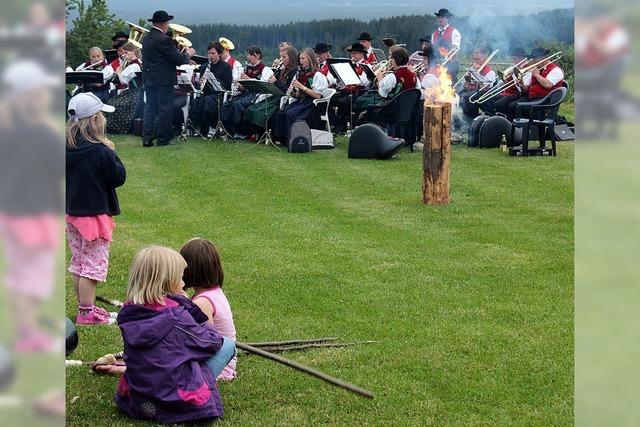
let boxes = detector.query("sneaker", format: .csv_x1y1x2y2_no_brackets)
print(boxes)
76,306,114,325
93,305,118,319
233,133,248,140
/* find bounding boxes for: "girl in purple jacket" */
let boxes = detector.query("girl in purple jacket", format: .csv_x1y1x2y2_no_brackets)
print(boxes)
115,245,236,424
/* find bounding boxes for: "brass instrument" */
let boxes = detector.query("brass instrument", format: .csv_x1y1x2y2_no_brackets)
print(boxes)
469,51,562,104
496,57,529,81
126,21,148,49
169,23,193,52
372,60,390,74
442,46,460,66
452,49,499,91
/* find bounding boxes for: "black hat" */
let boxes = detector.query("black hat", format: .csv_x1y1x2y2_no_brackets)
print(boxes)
314,42,332,54
530,47,550,58
435,8,451,18
357,32,373,41
111,31,128,41
418,46,434,57
419,36,431,43
509,47,527,57
148,10,174,23
113,39,127,49
347,42,368,54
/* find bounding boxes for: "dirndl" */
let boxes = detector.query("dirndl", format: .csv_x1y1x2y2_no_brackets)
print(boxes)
243,95,282,129
106,87,142,134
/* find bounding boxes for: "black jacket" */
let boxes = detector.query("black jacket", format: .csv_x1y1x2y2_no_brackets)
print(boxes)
198,60,233,92
66,134,126,217
141,27,190,87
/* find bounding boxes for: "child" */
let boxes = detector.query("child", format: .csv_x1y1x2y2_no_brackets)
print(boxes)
180,238,237,381
66,93,125,325
115,246,236,424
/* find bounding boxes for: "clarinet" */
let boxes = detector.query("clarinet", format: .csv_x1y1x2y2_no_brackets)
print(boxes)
280,67,301,110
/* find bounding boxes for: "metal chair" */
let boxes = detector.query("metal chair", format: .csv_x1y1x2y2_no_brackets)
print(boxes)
509,86,568,157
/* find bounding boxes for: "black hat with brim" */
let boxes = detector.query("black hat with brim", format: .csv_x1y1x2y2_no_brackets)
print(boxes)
357,32,373,41
530,47,550,58
347,42,368,54
314,42,332,54
419,36,431,43
148,10,174,23
111,31,128,41
435,8,451,18
509,47,527,57
418,46,434,57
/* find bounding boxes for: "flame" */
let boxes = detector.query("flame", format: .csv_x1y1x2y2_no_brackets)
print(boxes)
424,64,456,104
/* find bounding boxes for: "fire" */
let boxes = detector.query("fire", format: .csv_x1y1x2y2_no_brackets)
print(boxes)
424,64,456,104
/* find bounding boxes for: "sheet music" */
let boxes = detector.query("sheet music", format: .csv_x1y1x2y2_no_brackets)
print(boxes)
331,63,361,86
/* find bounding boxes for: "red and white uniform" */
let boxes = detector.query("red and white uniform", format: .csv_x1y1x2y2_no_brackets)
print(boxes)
355,58,372,88
319,61,337,87
378,65,420,98
577,21,629,68
365,48,377,64
102,58,142,91
225,55,244,82
527,62,564,99
431,24,461,54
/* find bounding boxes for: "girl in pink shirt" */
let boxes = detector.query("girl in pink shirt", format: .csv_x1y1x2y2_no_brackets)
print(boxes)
180,238,237,381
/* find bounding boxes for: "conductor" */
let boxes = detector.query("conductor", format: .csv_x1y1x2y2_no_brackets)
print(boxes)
142,10,195,147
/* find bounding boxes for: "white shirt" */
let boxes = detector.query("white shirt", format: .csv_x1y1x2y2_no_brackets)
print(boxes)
311,71,329,93
421,73,439,90
432,24,461,49
357,60,372,88
542,66,564,85
120,63,141,85
378,67,421,98
226,57,244,82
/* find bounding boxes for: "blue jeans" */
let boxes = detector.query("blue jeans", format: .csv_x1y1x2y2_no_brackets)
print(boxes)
206,337,236,378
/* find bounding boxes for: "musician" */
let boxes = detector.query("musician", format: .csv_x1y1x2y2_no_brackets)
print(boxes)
431,8,461,80
74,47,109,102
419,36,432,51
314,42,336,87
106,42,144,134
459,48,497,122
103,42,142,95
357,32,378,64
221,45,274,139
141,10,195,147
244,47,298,134
191,41,233,137
219,37,244,89
505,47,565,121
111,31,128,49
273,48,328,143
347,43,373,88
494,47,532,118
418,47,440,91
355,47,420,121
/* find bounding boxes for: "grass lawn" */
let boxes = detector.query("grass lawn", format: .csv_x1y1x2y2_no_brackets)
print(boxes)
65,135,574,426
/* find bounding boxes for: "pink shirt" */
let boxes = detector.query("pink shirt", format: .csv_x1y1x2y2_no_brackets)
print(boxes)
193,287,237,380
65,214,115,242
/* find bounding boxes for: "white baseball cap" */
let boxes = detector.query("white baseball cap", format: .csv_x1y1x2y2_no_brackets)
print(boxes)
67,92,115,121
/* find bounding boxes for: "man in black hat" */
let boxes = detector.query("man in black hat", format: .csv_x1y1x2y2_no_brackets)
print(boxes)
141,10,195,147
111,31,129,49
314,42,335,86
431,8,461,80
357,32,378,64
347,43,373,88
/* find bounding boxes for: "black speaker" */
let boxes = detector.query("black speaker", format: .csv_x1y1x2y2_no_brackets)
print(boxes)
348,124,404,160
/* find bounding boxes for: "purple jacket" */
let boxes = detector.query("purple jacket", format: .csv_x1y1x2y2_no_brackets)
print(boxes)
115,294,224,424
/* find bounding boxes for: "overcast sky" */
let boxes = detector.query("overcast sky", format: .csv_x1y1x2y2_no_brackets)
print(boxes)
104,0,575,26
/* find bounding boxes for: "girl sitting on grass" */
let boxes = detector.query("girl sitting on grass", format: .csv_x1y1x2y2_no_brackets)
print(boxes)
115,245,236,424
180,237,238,381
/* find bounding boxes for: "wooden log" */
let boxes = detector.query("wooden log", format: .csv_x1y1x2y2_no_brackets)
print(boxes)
236,342,375,399
422,102,451,205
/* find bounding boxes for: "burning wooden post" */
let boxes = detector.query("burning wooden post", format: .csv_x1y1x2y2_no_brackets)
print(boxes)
422,101,452,205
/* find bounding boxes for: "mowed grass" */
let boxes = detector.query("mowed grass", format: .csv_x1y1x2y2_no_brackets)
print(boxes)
65,135,574,426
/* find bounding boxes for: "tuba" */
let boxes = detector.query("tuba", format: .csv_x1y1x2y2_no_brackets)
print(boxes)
169,23,193,52
126,21,148,49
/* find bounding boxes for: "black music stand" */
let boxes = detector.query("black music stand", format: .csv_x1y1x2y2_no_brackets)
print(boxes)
191,55,209,65
176,72,203,141
66,71,104,93
328,60,364,137
240,80,285,149
104,49,118,63
201,73,233,142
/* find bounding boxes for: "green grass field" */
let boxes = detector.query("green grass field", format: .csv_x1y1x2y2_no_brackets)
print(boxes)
65,135,574,426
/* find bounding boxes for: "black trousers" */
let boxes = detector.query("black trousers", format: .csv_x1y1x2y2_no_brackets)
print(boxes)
494,95,521,120
505,96,542,122
143,85,175,145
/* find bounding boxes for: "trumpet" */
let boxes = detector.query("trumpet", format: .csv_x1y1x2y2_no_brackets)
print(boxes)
469,51,562,104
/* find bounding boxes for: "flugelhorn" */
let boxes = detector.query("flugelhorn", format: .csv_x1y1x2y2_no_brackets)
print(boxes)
469,51,562,104
126,21,148,49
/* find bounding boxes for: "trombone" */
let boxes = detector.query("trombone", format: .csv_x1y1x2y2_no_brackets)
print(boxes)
442,46,460,66
469,51,562,104
452,49,499,91
496,57,529,81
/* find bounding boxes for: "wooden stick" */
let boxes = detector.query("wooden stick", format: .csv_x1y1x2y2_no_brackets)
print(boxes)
236,342,374,399
244,337,339,347
96,295,124,308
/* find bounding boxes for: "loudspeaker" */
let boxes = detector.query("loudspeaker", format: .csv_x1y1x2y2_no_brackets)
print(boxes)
288,121,312,153
348,124,404,160
554,124,575,141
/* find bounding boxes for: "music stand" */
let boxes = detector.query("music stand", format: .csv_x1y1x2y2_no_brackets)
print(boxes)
66,71,104,93
191,55,208,65
328,60,363,137
239,79,285,149
202,72,233,142
104,49,118,63
176,73,203,141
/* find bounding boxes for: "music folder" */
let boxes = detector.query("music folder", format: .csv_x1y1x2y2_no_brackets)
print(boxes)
66,71,104,86
239,79,285,96
104,49,118,63
327,58,361,87
191,55,208,65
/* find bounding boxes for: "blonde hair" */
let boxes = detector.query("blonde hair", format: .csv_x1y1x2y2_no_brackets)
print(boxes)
126,246,187,305
65,111,115,150
89,46,103,56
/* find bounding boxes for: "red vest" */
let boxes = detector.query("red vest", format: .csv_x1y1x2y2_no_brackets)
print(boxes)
528,63,563,99
320,62,330,76
366,51,377,64
581,23,628,68
245,62,265,79
355,59,370,76
393,66,417,92
432,25,456,48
